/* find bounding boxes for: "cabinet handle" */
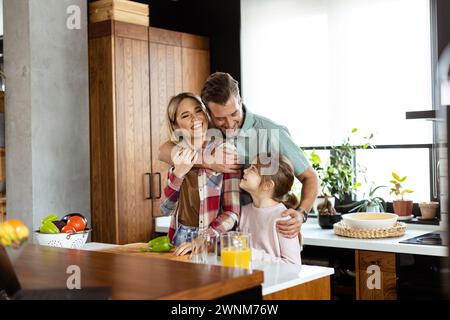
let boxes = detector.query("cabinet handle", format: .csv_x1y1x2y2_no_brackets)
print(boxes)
155,172,162,199
145,173,152,200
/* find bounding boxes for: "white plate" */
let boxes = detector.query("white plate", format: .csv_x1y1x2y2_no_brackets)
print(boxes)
397,215,414,221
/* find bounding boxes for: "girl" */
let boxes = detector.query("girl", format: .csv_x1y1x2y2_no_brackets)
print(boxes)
160,92,241,256
239,153,301,265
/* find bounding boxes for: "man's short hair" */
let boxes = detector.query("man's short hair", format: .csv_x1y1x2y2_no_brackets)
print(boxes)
201,72,241,106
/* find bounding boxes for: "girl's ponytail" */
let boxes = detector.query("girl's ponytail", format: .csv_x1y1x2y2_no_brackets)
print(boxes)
279,192,299,210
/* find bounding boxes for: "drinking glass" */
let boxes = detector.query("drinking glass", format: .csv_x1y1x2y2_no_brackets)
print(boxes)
191,231,208,264
220,232,252,269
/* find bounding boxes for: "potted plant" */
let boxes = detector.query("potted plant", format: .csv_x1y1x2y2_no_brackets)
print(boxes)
307,150,335,213
389,172,414,217
322,129,374,212
317,195,342,229
340,184,387,213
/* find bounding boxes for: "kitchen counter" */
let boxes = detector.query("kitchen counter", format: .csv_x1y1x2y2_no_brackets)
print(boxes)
82,242,334,299
14,244,264,300
155,216,448,257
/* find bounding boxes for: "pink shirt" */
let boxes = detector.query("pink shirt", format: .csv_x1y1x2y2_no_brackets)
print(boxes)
239,203,302,265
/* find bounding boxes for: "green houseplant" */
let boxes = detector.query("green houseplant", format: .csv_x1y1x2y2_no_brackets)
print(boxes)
389,172,414,217
340,184,387,212
306,128,374,213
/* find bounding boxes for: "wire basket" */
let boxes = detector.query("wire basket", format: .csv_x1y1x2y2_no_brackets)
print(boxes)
34,229,91,249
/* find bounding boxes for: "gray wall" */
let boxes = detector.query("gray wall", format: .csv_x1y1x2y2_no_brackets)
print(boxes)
4,0,90,236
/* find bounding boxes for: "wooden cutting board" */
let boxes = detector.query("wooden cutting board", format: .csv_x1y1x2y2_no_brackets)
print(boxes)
98,242,191,263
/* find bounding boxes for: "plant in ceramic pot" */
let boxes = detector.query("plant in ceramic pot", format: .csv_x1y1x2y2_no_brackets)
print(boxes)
389,172,414,217
317,195,342,229
418,201,439,220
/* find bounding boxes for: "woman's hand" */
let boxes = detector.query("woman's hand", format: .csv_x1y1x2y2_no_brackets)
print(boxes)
172,147,199,178
173,242,192,256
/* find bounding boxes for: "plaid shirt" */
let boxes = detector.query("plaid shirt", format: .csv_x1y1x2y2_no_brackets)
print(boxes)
160,167,241,241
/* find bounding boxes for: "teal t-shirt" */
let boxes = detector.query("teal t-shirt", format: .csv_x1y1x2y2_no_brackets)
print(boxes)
229,107,311,176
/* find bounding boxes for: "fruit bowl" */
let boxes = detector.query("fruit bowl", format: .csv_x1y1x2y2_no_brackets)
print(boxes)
342,213,398,230
34,229,91,249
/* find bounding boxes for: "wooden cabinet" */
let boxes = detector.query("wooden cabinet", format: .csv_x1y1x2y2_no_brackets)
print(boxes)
355,250,397,300
89,20,210,244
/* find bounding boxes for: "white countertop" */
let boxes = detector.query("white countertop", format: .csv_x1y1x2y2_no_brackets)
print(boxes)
155,216,448,257
81,242,334,296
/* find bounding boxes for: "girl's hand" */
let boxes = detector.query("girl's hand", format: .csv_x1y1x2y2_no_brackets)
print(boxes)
173,242,192,256
172,147,199,178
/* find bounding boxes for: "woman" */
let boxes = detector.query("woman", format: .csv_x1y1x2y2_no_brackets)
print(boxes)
160,92,241,256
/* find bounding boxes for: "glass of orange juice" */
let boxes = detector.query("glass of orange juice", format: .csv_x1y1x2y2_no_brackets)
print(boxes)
220,232,252,269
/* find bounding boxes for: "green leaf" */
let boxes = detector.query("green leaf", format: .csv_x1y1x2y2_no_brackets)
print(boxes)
369,133,374,139
392,172,401,181
352,128,357,133
399,176,407,182
403,189,414,193
389,180,398,185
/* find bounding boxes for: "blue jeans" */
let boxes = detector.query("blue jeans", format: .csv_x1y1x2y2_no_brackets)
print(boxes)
172,224,199,246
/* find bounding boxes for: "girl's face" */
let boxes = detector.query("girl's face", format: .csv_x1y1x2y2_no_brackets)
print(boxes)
174,98,208,146
240,164,262,193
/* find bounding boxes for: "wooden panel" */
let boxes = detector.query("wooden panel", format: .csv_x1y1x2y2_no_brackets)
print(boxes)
115,34,152,244
149,27,182,47
14,244,264,300
89,0,149,27
149,41,182,217
89,35,119,244
181,33,209,50
355,250,397,300
89,20,113,39
0,91,4,113
263,276,331,300
0,147,5,182
182,47,210,95
0,194,6,223
113,20,148,41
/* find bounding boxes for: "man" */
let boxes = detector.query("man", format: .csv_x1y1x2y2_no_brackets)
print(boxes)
159,72,319,238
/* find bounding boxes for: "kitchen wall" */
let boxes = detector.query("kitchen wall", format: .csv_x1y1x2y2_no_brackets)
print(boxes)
3,0,90,235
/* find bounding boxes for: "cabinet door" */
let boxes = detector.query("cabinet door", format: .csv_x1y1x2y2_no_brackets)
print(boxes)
181,33,210,95
149,38,183,217
115,33,152,243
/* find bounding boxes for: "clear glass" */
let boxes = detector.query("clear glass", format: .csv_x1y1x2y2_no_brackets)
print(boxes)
220,232,252,269
190,231,208,264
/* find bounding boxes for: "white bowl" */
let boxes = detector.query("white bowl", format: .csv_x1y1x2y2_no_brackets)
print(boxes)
34,229,91,249
342,213,398,230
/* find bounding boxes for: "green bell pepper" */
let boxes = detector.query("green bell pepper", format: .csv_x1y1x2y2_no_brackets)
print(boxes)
39,221,60,234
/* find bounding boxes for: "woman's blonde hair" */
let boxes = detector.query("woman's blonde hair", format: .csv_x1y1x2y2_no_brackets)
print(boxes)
166,92,211,143
253,153,299,209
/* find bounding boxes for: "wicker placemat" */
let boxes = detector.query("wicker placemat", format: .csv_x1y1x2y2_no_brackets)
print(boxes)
333,221,407,239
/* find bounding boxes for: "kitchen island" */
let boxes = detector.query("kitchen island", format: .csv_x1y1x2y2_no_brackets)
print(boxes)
13,244,264,300
82,242,334,300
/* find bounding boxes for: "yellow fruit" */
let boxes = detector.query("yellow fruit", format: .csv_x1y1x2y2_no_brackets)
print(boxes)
6,220,30,241
0,224,13,247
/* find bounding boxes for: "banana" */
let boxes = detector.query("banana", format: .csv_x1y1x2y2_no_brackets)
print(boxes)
0,222,22,247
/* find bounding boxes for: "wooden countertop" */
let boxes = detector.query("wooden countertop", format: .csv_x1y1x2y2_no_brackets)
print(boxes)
13,244,264,300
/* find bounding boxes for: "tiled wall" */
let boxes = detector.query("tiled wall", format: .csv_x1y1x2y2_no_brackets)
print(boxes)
438,108,448,214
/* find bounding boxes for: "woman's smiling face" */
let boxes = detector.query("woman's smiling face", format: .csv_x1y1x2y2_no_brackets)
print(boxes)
174,98,208,145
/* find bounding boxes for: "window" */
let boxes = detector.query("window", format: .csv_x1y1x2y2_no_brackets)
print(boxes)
241,0,436,202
